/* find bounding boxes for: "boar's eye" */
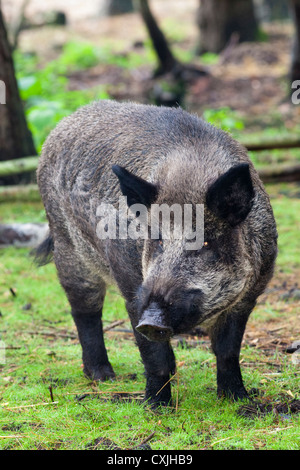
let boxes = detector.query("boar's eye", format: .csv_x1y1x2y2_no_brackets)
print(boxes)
198,239,221,262
203,240,211,250
152,238,163,257
157,239,164,251
184,239,214,257
194,240,213,255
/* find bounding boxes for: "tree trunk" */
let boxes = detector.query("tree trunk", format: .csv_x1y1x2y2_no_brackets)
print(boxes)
240,133,300,151
257,163,300,183
197,0,259,54
0,8,36,162
290,0,300,83
0,155,38,177
138,0,179,75
138,0,208,100
0,183,40,202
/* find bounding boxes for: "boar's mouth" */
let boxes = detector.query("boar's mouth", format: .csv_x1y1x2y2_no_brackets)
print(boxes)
135,302,174,342
135,289,204,342
135,288,204,342
136,320,174,342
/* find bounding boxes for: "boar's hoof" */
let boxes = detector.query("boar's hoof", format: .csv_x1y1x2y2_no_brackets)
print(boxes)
144,392,172,410
145,398,172,410
84,364,116,382
144,375,172,409
217,386,249,401
136,322,173,342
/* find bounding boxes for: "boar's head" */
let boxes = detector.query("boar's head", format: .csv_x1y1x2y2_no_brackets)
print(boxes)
112,162,255,342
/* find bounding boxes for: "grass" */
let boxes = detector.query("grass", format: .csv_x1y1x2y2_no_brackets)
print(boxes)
0,184,300,450
268,184,300,271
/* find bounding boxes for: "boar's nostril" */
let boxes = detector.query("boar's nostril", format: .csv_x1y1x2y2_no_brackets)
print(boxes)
136,322,173,342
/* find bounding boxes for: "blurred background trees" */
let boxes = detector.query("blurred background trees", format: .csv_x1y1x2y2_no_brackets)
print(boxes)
197,0,259,54
106,0,134,15
0,0,299,233
0,0,299,176
139,0,179,76
290,0,300,82
0,7,36,164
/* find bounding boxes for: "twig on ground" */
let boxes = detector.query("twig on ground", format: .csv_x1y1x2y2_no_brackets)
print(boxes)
103,320,126,332
27,330,77,340
2,401,58,411
155,371,179,396
129,431,156,450
49,385,54,403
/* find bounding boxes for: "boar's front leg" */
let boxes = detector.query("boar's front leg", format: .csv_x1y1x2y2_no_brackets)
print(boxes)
136,334,176,407
127,303,176,407
209,303,255,400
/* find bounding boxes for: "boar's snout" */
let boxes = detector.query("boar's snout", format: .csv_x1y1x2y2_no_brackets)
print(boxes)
136,322,173,342
136,303,173,342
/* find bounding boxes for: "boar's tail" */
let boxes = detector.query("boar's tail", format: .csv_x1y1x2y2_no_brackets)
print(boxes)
32,234,54,266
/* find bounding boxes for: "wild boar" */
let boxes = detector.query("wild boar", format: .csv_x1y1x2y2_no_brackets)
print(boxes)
36,100,277,407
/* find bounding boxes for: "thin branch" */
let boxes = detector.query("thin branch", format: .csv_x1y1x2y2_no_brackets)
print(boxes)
103,320,125,332
2,401,59,411
129,431,156,450
156,370,178,396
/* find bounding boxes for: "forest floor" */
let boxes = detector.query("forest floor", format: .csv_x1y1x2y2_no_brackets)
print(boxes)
2,0,300,128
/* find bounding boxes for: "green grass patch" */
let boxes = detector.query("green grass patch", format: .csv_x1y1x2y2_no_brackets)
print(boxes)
0,191,299,450
267,185,300,271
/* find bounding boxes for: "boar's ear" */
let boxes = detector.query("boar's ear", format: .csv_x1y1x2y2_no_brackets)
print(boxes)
206,163,254,227
112,165,158,208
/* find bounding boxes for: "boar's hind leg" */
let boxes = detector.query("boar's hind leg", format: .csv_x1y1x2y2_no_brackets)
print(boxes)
72,303,116,382
209,305,254,400
54,253,115,381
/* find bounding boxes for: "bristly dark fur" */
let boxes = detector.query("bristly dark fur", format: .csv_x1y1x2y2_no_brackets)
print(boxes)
36,100,278,407
32,235,54,266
